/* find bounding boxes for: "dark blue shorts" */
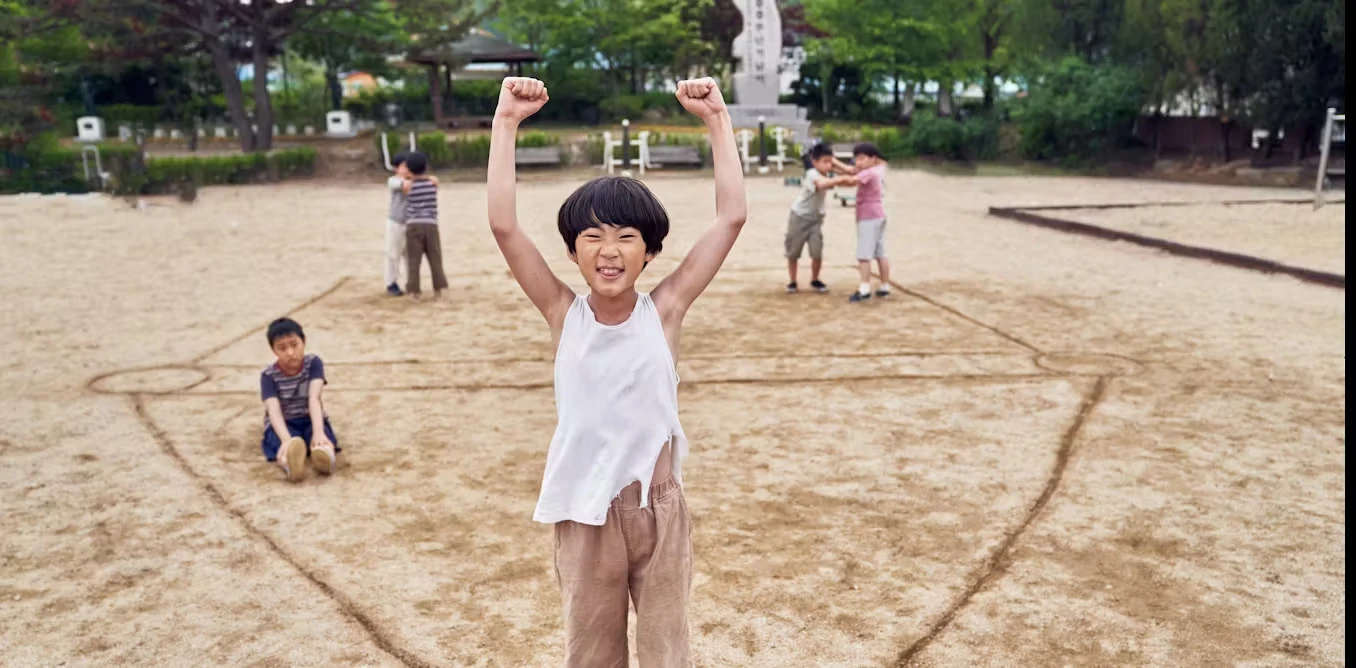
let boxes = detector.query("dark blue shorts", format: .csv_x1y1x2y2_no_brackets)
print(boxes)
262,418,341,461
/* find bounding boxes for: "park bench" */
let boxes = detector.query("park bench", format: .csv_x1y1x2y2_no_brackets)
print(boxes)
646,145,703,168
832,143,856,162
515,146,563,166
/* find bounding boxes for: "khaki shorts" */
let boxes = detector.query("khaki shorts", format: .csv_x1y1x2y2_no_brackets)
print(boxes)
785,211,825,260
856,218,887,260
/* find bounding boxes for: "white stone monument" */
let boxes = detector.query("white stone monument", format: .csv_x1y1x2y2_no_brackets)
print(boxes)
76,117,105,143
214,126,228,139
117,124,134,142
728,0,810,146
326,111,356,138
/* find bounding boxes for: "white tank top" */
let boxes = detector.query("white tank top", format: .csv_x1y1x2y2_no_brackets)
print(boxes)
532,293,688,526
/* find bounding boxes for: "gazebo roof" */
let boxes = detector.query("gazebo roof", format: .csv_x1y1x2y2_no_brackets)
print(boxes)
407,28,541,65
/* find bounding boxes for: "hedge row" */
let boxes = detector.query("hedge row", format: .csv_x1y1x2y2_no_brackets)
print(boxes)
0,139,317,195
375,130,560,169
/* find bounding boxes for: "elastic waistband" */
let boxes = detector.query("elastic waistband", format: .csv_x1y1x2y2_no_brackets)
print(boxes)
612,476,680,509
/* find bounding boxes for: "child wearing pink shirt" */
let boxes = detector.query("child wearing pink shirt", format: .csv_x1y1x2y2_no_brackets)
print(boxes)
834,143,891,302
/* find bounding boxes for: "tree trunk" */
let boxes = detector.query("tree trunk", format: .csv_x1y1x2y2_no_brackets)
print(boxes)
819,59,831,115
251,35,274,152
1152,110,1162,158
938,83,955,117
982,32,998,110
1219,118,1231,163
892,74,901,118
899,82,916,124
428,64,444,124
983,67,996,110
325,62,342,111
208,42,254,152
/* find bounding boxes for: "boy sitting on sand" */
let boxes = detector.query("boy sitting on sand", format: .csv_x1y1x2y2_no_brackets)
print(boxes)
487,76,746,665
260,317,339,482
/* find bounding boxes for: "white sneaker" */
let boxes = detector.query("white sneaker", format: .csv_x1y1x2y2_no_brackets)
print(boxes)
282,437,307,482
312,445,336,475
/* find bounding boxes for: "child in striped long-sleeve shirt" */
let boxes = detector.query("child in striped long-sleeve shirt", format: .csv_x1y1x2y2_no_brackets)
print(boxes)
402,151,448,300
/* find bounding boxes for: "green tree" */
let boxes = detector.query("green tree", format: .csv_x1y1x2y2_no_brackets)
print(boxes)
288,2,404,111
804,0,952,121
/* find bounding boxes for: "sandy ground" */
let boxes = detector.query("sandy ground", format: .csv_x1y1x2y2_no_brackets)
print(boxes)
0,169,1344,667
1056,201,1347,275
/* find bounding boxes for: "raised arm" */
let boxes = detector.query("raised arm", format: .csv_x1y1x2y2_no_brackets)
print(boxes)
487,77,574,328
652,78,748,322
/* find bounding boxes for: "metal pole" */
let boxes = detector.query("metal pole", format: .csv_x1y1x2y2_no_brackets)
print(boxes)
1314,107,1336,210
381,132,393,170
757,116,768,174
621,119,632,177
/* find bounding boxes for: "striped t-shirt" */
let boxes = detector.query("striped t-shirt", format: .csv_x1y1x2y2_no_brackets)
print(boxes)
260,355,327,424
406,178,438,224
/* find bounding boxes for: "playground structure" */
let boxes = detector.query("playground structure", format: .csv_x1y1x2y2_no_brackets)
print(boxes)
1313,107,1345,209
379,131,419,171
601,119,796,176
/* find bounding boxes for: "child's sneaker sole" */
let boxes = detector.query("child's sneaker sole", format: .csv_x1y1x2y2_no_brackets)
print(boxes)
284,437,307,482
313,446,335,475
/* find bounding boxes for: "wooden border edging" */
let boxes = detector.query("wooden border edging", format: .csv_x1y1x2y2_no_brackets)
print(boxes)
988,205,1345,289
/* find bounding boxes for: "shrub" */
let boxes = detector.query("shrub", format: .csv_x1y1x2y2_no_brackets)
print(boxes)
906,111,964,159
518,131,559,148
860,126,912,160
960,115,1000,161
1014,57,1147,164
600,95,646,122
117,148,313,195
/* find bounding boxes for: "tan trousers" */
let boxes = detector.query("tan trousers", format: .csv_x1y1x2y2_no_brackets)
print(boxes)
553,476,693,668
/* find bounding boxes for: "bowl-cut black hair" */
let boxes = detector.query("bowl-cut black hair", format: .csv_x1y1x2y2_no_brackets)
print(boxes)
557,176,670,255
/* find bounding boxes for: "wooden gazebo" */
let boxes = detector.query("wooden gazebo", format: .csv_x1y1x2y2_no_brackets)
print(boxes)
407,28,541,128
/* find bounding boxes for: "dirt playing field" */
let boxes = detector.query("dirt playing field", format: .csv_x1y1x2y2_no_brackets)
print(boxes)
1056,201,1347,275
0,170,1344,667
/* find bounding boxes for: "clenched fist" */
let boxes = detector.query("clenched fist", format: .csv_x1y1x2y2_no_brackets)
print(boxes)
495,77,549,123
675,78,727,121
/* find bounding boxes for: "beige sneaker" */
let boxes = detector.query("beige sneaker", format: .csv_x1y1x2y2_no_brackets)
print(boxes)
312,444,336,475
281,436,307,483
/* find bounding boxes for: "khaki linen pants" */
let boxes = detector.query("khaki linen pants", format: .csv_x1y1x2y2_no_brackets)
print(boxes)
553,476,693,668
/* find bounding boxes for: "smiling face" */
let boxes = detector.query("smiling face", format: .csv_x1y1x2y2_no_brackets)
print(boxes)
570,224,657,297
558,177,669,299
